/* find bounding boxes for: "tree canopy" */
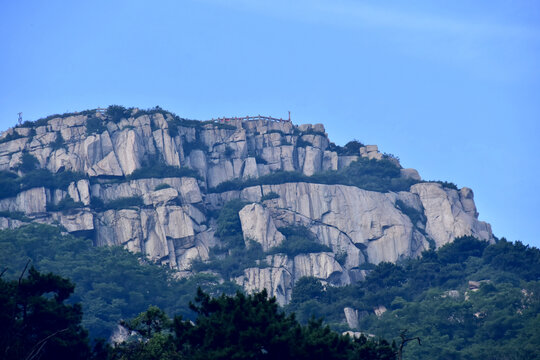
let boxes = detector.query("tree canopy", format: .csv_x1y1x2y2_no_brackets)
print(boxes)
111,289,396,360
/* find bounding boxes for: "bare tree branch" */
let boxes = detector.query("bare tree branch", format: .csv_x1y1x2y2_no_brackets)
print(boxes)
18,259,31,285
24,328,68,360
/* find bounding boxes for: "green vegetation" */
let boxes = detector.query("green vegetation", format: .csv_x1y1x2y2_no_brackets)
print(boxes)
0,224,240,339
46,196,85,212
191,240,266,279
328,140,365,155
0,266,97,360
111,289,396,360
268,226,332,257
90,196,144,211
192,200,263,278
1,262,396,359
104,105,231,134
127,161,201,181
335,250,348,266
0,169,87,200
261,191,280,201
224,145,235,157
195,204,332,279
18,152,39,173
18,109,96,128
86,117,107,135
254,154,268,164
0,211,31,222
192,200,279,278
13,105,233,135
154,183,172,191
167,121,179,137
0,171,19,199
182,136,209,154
267,129,287,136
0,131,25,144
281,138,292,145
211,157,418,193
395,199,426,227
382,153,400,163
287,236,540,359
296,137,313,148
432,180,459,190
107,105,132,123
167,113,237,131
51,131,66,150
214,198,248,249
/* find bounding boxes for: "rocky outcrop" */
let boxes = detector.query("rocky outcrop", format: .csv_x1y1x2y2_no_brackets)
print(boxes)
208,182,429,265
410,183,492,247
0,187,47,214
235,252,346,305
344,307,360,329
0,108,495,305
239,203,285,251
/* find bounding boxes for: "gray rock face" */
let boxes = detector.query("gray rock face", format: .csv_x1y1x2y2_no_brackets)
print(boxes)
344,307,359,329
0,188,47,214
400,168,421,181
239,203,285,251
235,252,345,305
0,110,494,305
410,183,492,247
210,182,429,265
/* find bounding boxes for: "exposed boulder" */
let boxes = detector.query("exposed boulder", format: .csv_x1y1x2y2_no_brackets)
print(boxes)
239,203,285,251
344,307,359,329
410,183,493,247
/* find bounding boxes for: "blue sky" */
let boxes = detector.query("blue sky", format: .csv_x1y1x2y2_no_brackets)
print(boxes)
1,0,539,247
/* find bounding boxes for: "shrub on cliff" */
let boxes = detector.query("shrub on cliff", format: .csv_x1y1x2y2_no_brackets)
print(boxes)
106,105,132,123
18,152,39,173
127,162,201,181
86,117,107,135
268,225,332,257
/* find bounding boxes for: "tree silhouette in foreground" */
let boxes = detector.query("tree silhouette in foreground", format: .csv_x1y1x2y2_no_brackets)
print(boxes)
112,288,396,360
0,263,94,360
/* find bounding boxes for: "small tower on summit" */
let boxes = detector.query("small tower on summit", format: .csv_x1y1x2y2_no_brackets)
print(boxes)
17,112,23,125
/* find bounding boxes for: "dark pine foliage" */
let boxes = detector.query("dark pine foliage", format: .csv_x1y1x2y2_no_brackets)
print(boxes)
0,266,94,360
286,236,540,359
0,168,87,200
111,289,396,360
210,157,419,194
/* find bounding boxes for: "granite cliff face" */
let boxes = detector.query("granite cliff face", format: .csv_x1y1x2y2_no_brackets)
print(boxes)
0,107,493,304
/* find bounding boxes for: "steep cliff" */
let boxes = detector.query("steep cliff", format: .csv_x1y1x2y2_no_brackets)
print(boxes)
0,106,493,304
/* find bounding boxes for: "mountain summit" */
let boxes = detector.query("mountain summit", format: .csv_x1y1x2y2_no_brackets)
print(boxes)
0,106,493,304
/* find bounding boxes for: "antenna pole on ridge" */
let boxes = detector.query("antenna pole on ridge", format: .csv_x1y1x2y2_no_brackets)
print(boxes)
17,112,23,125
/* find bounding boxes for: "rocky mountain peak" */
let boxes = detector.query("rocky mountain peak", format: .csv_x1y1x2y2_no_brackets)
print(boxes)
0,106,493,304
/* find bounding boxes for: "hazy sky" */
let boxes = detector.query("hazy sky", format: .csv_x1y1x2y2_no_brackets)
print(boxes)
1,1,539,247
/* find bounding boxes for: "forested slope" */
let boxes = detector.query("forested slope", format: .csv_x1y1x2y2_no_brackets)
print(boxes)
0,223,239,339
1,224,538,358
287,237,540,359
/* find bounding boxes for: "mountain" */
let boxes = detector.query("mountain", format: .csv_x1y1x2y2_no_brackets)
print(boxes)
0,105,493,304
